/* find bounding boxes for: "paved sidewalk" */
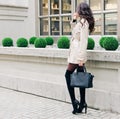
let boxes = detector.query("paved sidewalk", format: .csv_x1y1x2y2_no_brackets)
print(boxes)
0,87,120,119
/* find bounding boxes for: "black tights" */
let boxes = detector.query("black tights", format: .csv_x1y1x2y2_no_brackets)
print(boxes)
65,63,86,104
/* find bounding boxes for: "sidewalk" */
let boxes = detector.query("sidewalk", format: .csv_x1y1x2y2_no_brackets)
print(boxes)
0,87,120,119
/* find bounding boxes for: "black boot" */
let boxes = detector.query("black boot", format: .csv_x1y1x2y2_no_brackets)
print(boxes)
65,70,79,114
78,102,87,114
78,88,87,114
72,99,79,114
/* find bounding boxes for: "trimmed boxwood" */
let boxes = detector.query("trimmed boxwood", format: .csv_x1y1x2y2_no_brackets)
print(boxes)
34,37,47,48
2,37,13,47
103,37,119,51
16,38,28,47
57,36,70,49
87,37,95,50
29,36,37,44
45,36,54,45
99,37,106,48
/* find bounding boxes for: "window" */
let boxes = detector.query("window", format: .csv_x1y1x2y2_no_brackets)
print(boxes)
90,0,101,11
40,0,48,15
40,18,49,35
93,14,102,35
39,0,71,36
50,17,60,35
50,0,59,14
89,0,118,35
105,13,117,35
62,16,71,35
62,0,71,14
38,0,118,36
104,0,117,10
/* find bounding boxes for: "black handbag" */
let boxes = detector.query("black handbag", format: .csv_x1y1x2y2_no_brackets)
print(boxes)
70,66,94,88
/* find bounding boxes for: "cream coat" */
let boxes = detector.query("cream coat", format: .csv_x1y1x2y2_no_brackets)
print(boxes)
68,18,89,64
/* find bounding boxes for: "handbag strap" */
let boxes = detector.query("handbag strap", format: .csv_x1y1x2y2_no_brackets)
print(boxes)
77,65,87,73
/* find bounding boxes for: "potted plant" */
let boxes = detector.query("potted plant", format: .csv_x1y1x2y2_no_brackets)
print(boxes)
57,36,70,49
34,37,47,48
2,37,13,47
87,37,95,50
45,36,54,46
29,36,37,45
103,37,119,51
16,38,28,47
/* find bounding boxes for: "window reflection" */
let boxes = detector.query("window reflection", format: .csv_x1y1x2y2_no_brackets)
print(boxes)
40,0,48,15
90,0,101,11
105,0,117,10
40,18,49,35
50,0,59,14
93,14,102,35
105,13,117,35
50,17,60,35
62,16,71,35
76,0,84,5
62,0,71,14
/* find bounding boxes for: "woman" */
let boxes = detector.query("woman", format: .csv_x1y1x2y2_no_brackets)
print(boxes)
65,2,95,114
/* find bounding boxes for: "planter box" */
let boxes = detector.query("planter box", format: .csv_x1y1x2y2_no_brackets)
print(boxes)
0,47,120,113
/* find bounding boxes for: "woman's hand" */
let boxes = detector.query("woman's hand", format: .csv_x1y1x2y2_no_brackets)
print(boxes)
73,12,79,19
79,62,84,66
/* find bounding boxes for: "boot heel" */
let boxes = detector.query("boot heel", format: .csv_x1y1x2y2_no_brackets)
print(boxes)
85,106,87,114
78,102,87,114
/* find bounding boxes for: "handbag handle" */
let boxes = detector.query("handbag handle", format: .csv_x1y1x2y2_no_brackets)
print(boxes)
77,65,87,73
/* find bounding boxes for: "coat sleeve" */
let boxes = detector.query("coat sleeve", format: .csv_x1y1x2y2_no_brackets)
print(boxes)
70,20,76,29
77,22,89,63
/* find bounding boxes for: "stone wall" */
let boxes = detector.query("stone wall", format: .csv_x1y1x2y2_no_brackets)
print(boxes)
0,0,36,43
0,47,120,113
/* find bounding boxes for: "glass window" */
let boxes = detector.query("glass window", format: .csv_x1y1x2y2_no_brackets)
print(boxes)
40,0,48,15
76,0,85,9
90,0,101,11
76,0,85,5
62,0,71,14
105,13,117,35
50,0,59,14
62,16,71,35
40,18,49,35
50,17,60,35
92,14,102,35
105,0,117,10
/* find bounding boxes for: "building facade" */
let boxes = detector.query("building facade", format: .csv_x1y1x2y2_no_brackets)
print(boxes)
0,0,120,41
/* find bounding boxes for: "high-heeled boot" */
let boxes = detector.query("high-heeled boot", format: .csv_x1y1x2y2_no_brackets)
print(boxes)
78,102,87,113
78,88,87,113
72,99,79,114
65,70,79,114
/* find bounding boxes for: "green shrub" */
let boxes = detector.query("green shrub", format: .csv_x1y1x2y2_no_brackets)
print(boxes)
2,37,13,47
16,38,28,47
57,36,70,49
99,37,106,48
34,37,47,48
45,36,54,45
29,36,37,44
103,37,119,51
87,37,95,50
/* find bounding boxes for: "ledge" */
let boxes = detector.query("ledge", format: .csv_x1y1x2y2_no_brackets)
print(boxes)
0,47,120,62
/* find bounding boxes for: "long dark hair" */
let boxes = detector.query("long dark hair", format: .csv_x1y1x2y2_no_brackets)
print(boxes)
76,2,95,33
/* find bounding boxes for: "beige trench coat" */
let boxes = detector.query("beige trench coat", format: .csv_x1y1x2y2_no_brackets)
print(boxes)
68,18,89,64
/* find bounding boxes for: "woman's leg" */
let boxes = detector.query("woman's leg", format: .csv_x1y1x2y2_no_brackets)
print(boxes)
65,63,78,114
77,66,87,113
